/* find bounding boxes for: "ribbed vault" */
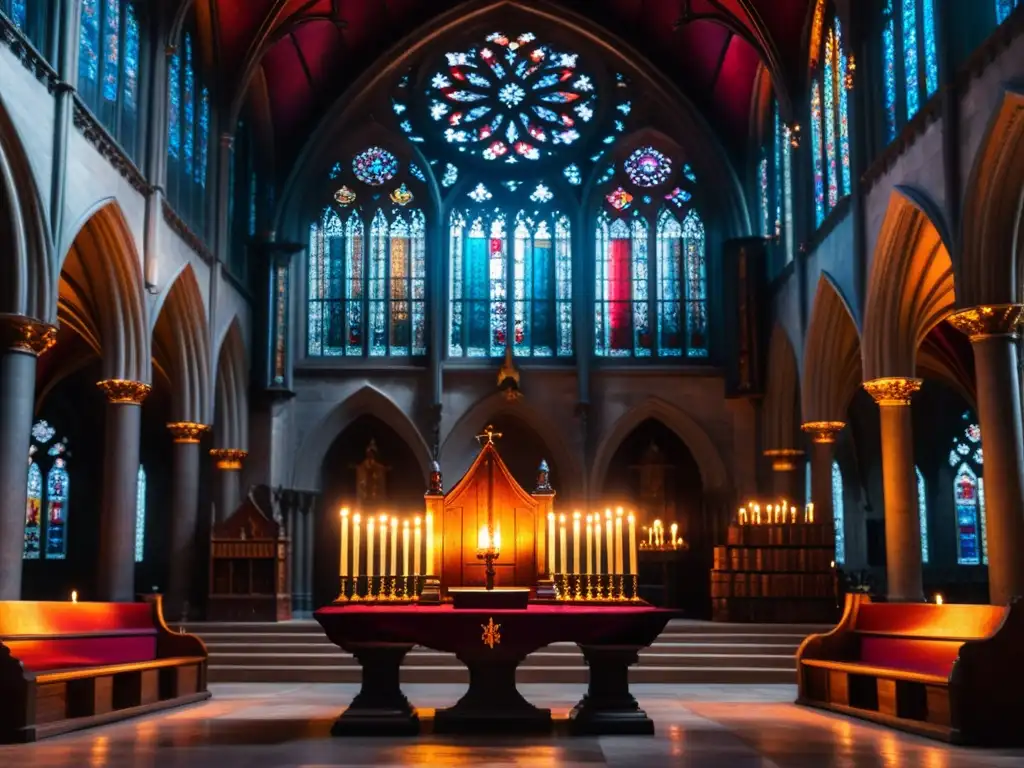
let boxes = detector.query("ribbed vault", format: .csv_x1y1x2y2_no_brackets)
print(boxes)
801,274,861,423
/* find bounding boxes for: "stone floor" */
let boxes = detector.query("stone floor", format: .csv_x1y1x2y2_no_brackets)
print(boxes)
2,683,1022,767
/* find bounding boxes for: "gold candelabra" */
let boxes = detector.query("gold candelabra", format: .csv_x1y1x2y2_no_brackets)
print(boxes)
552,573,638,602
337,575,424,603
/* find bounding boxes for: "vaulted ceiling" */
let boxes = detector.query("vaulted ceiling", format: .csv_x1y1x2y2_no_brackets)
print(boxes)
195,0,816,171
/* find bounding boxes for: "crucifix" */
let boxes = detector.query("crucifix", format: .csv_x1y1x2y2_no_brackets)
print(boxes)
475,425,503,446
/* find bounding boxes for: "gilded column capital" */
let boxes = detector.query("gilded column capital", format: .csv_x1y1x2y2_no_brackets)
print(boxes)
946,304,1024,341
96,379,151,404
801,421,846,444
0,313,57,356
763,448,804,471
166,422,210,444
862,377,922,406
210,448,247,470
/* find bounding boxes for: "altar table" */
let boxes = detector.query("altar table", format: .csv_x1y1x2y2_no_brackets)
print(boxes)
314,603,674,736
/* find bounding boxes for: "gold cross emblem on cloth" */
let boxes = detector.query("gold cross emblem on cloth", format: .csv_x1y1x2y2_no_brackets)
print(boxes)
481,617,501,649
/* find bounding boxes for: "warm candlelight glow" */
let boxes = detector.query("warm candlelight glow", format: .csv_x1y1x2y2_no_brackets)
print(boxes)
402,519,410,578
935,593,944,606
71,590,78,603
547,511,556,575
413,516,422,576
425,511,434,576
339,507,349,578
738,506,748,525
586,513,594,575
367,516,376,579
614,508,624,575
353,514,361,577
559,513,567,574
389,516,398,577
627,512,637,575
572,511,581,575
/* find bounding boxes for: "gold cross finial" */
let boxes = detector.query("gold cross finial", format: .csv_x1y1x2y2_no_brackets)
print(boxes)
476,425,503,445
481,617,501,649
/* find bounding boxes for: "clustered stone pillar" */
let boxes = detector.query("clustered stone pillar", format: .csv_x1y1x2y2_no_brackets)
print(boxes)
863,377,924,603
210,448,247,520
948,305,1024,605
800,422,845,529
96,379,151,602
0,315,57,599
166,422,210,620
762,449,804,501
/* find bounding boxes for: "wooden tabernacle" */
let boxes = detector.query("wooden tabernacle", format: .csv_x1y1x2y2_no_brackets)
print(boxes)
208,497,291,621
796,593,1024,746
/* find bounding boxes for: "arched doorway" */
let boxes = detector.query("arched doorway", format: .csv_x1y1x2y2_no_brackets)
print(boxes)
601,418,707,616
312,414,425,608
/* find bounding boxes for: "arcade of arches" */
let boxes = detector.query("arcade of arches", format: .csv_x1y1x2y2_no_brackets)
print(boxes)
1,0,1024,622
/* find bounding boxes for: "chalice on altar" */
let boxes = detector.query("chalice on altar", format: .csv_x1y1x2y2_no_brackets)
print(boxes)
476,523,501,591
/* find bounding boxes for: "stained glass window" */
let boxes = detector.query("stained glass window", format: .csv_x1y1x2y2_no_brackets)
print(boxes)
760,101,794,262
881,0,939,143
758,154,770,237
810,78,826,225
811,15,853,228
823,29,839,209
183,35,195,178
950,412,987,565
24,462,42,559
79,0,100,87
449,210,507,356
997,1,1019,24
916,465,929,564
135,465,146,563
168,51,181,159
657,211,683,356
123,3,138,111
682,211,707,357
353,147,399,186
595,215,649,357
102,0,120,102
25,423,72,561
45,453,69,560
3,0,51,57
624,147,672,187
832,460,845,565
8,0,27,29
196,88,209,187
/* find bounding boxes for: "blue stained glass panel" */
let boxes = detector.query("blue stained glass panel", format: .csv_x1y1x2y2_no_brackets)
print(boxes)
632,217,650,357
183,35,195,176
923,0,938,96
758,154,770,237
832,461,845,564
954,463,980,565
883,3,897,141
24,462,42,559
135,465,146,563
555,215,572,356
10,0,26,29
249,172,257,235
44,459,69,560
916,465,929,564
167,52,181,158
773,107,782,238
656,211,683,356
368,211,388,356
79,0,100,85
810,79,825,225
835,18,851,196
997,0,1016,24
682,211,707,357
102,0,120,102
196,88,210,187
123,3,139,111
823,30,838,209
902,0,919,117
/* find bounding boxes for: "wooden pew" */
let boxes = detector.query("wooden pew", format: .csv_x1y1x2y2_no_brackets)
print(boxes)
796,593,1024,746
0,595,210,743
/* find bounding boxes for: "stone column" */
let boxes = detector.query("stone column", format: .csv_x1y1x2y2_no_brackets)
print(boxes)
210,449,247,521
96,379,151,602
165,422,209,620
763,449,804,501
800,422,845,528
948,306,1024,605
0,316,56,599
863,378,924,603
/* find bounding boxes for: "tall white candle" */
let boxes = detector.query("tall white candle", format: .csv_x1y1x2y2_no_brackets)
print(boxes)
605,510,612,573
628,512,637,575
572,511,581,575
379,515,388,577
614,508,624,575
353,514,361,577
402,520,410,576
390,517,398,576
547,512,556,574
425,511,434,575
414,516,422,575
670,522,678,548
585,514,593,575
559,514,567,574
367,517,375,578
340,508,349,577
594,512,602,574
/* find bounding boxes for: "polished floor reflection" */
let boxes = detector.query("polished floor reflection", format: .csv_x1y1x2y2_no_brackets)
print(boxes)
1,683,1021,767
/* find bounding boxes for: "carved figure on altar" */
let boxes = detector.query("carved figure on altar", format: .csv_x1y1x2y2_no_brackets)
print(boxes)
353,439,389,509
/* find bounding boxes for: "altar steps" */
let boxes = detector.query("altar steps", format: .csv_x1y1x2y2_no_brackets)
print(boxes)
185,619,822,685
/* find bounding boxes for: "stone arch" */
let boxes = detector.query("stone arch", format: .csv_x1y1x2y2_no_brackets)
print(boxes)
802,274,862,423
863,187,955,380
293,385,431,491
59,201,149,383
762,323,801,451
959,87,1024,307
440,391,584,500
0,92,55,321
589,397,729,495
152,264,212,424
213,317,248,450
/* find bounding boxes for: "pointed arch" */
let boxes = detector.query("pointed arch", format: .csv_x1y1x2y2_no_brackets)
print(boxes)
0,92,55,321
959,87,1024,307
293,385,431,491
863,187,955,380
802,274,862,423
59,201,149,383
152,264,212,424
762,323,801,451
590,397,728,495
213,317,248,451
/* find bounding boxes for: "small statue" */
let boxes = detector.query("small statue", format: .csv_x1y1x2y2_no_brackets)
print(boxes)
427,460,444,496
534,458,553,494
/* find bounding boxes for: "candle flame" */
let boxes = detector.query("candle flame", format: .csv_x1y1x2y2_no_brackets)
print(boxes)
559,513,566,523
935,593,944,605
573,510,581,520
71,590,78,603
548,511,555,521
340,507,349,518
379,514,388,523
390,517,398,528
414,516,421,526
403,519,409,528
354,513,361,523
616,506,623,517
605,509,612,520
627,512,634,522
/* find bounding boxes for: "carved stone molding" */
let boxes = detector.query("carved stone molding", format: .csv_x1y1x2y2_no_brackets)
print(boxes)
800,421,846,444
162,199,215,264
862,377,922,407
166,421,210,444
0,313,57,355
0,16,59,93
210,448,248,470
946,304,1024,341
71,98,150,196
96,378,152,405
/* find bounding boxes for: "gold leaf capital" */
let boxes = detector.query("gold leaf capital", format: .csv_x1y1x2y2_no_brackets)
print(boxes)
862,377,922,407
167,422,210,443
801,421,846,444
97,379,151,404
946,304,1024,341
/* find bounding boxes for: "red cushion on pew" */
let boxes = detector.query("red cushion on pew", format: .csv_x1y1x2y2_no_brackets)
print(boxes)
0,602,155,635
858,637,962,678
6,635,157,672
854,603,1005,640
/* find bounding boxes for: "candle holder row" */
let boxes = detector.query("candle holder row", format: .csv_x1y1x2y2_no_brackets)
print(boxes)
336,575,427,602
552,573,641,602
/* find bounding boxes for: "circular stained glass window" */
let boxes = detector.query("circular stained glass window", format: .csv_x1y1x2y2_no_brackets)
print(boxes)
624,146,672,188
352,147,399,186
425,31,598,163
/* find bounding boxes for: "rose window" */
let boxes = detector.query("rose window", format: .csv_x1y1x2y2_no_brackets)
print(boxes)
426,31,598,163
624,146,672,187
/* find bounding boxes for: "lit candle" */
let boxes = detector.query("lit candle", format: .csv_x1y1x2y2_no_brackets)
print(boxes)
935,593,944,606
413,516,422,575
340,508,349,577
390,517,398,576
572,511,581,574
628,512,637,575
648,523,654,547
594,511,602,573
653,519,662,548
585,514,593,575
738,506,748,525
71,590,78,603
402,519,410,576
670,522,678,549
353,514,361,577
753,504,761,525
425,511,434,575
547,512,556,574
614,508,624,575
379,515,388,576
806,502,815,523
605,510,613,568
559,514,567,574
367,516,375,578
